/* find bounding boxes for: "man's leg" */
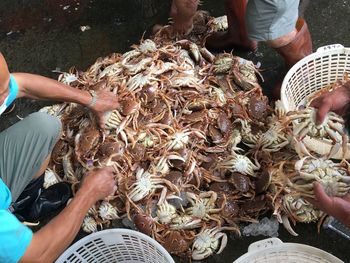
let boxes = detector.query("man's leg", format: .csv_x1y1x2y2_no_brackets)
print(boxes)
0,112,61,201
246,0,312,99
205,0,257,51
34,154,51,180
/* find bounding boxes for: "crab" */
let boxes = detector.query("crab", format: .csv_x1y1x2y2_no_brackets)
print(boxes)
291,157,350,197
275,194,324,236
126,72,159,92
175,39,203,64
169,73,204,90
82,215,98,233
258,119,290,152
39,103,66,118
58,70,79,85
104,110,130,143
231,57,263,91
221,129,243,153
127,168,179,202
274,100,288,119
136,131,160,148
98,62,124,79
209,86,227,106
150,154,186,175
156,201,178,224
212,53,234,74
234,119,262,148
133,212,163,239
185,191,224,225
217,153,260,177
121,49,142,67
98,201,120,221
62,147,77,183
207,15,228,32
160,230,194,258
74,124,102,167
43,168,61,189
191,226,229,260
170,214,203,230
124,57,154,75
135,39,158,54
283,194,323,223
166,129,206,150
287,107,348,158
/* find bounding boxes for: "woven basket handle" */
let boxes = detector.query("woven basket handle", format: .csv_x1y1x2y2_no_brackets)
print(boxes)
316,44,344,53
247,238,283,252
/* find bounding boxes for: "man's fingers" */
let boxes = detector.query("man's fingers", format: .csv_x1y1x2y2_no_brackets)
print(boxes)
310,97,321,108
315,101,331,125
342,193,350,202
99,119,105,129
103,166,116,174
313,182,333,212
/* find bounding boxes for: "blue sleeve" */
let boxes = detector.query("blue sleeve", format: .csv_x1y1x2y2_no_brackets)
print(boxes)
6,75,19,107
0,210,33,263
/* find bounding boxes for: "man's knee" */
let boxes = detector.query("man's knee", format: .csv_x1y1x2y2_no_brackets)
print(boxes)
25,112,62,142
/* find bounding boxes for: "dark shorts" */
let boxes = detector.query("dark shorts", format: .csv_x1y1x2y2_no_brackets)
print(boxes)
0,112,61,201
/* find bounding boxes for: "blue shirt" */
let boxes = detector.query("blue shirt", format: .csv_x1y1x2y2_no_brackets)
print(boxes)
0,75,32,262
0,74,19,116
0,179,33,263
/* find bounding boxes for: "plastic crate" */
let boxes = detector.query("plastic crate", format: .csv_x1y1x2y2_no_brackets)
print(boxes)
55,229,175,263
280,44,350,159
233,238,344,263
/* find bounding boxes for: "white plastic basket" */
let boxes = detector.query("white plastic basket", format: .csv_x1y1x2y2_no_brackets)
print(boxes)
280,44,350,159
233,238,344,263
55,229,175,263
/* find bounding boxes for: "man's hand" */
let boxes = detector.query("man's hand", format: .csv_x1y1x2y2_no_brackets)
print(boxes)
20,166,118,263
80,166,117,201
88,90,120,129
170,0,199,35
307,182,350,228
310,81,350,124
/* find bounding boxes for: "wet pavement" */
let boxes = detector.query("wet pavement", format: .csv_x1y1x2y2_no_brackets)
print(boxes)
1,0,350,262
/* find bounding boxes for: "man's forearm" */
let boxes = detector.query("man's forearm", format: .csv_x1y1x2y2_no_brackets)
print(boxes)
13,72,91,106
20,189,96,263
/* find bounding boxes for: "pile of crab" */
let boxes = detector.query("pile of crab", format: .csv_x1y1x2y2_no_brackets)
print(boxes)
40,11,350,262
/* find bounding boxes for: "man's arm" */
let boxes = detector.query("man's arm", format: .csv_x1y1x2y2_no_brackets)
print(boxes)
19,167,116,263
13,72,120,128
14,73,91,106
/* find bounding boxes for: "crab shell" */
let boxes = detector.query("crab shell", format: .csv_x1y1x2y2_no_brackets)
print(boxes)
156,202,178,224
192,227,227,260
82,216,98,233
43,168,61,189
292,157,350,197
218,154,260,177
98,201,119,221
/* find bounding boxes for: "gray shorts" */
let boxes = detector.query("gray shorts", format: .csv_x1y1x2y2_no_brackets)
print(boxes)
246,0,300,41
0,112,61,201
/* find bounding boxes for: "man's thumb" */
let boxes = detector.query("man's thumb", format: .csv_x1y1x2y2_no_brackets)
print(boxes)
314,182,333,212
315,102,331,125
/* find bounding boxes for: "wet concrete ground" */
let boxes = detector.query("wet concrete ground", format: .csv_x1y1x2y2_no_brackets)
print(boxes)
1,0,350,262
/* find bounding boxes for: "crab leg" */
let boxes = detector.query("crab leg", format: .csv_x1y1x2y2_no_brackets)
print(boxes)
282,214,298,236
